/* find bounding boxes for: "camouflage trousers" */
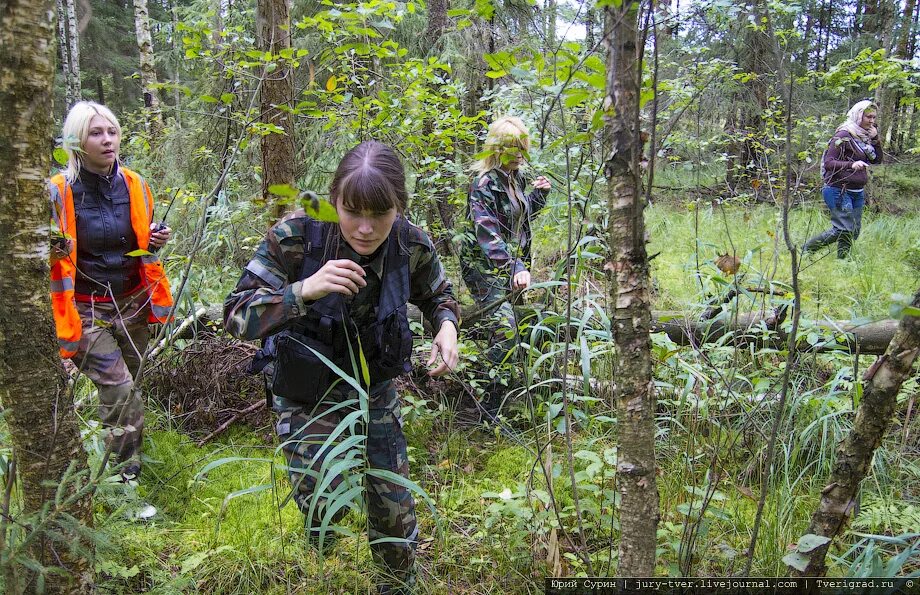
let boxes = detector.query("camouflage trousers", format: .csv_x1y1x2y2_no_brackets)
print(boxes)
275,382,418,586
459,259,519,368
70,291,150,465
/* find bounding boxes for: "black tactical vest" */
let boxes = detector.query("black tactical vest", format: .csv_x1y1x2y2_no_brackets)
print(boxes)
266,216,414,405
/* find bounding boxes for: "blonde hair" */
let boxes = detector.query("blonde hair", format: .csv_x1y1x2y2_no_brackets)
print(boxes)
471,116,531,176
61,101,122,182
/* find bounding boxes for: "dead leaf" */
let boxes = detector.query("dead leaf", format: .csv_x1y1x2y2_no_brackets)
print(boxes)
736,485,757,501
715,253,741,275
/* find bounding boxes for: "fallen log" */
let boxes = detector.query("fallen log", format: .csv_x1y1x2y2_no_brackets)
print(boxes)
651,311,899,355
193,300,897,357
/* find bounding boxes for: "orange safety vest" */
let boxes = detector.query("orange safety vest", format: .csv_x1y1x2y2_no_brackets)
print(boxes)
49,168,174,358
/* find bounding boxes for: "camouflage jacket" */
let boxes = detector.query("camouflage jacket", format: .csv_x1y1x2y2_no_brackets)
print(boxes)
224,211,460,342
465,168,549,278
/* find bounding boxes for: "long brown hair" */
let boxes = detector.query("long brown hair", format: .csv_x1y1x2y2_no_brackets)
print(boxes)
330,141,408,214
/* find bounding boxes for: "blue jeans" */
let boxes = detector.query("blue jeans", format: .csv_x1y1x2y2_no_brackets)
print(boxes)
804,185,865,257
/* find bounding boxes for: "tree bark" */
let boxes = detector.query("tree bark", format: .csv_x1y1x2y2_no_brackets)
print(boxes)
0,0,93,589
726,0,778,196
652,313,899,355
882,0,916,152
545,0,556,52
791,289,920,577
56,0,73,107
134,0,164,142
65,0,81,101
257,0,295,219
603,0,659,576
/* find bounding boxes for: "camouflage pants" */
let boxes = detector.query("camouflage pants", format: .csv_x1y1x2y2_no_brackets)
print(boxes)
459,259,518,367
70,291,150,464
275,383,417,586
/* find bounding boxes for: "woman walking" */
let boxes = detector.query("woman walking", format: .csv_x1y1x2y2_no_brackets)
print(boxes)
224,141,459,594
49,101,173,481
804,100,883,258
458,116,551,413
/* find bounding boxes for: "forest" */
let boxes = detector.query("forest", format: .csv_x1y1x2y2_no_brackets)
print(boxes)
1,0,920,592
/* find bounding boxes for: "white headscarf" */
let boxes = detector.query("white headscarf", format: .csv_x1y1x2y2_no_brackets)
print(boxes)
836,100,877,143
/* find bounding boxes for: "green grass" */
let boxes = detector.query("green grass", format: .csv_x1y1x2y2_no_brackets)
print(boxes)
644,201,920,319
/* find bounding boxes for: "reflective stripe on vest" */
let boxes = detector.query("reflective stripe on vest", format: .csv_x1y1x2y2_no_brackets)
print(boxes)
49,168,174,358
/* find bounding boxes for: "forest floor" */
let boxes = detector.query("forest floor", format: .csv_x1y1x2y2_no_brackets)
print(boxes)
29,166,920,592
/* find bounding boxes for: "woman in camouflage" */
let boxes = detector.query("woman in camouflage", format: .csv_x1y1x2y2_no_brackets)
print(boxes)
458,116,551,413
224,141,459,594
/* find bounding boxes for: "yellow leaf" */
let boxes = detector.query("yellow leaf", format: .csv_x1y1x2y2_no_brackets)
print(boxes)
326,75,337,92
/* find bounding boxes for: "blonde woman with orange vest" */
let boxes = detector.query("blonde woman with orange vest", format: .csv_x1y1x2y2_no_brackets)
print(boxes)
49,101,173,481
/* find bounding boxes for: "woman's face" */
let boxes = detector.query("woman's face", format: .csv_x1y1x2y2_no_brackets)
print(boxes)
82,114,120,175
499,145,525,171
860,110,877,130
336,203,398,256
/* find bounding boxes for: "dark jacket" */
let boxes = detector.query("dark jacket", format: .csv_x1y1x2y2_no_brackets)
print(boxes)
71,163,142,297
822,130,883,190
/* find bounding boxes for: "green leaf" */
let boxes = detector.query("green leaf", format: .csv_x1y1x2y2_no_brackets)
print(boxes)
219,93,234,104
199,95,218,103
796,533,831,553
125,249,153,257
267,184,299,198
903,305,920,318
301,193,339,223
357,335,371,387
53,148,69,166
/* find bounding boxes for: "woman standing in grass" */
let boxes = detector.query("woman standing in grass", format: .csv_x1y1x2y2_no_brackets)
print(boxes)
224,141,459,594
458,116,551,413
804,100,883,258
49,101,173,481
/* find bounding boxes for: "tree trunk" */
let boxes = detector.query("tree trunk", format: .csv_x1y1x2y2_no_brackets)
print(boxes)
545,0,556,52
581,6,594,50
0,0,93,589
791,290,920,577
602,0,659,576
421,0,454,256
800,0,814,69
726,0,777,196
881,0,916,152
257,0,295,219
65,0,81,101
134,0,164,143
56,0,73,107
171,2,182,128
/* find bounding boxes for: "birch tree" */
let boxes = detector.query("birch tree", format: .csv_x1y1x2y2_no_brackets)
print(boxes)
134,0,164,141
0,0,93,589
56,0,74,107
602,0,659,576
789,290,920,577
65,0,81,101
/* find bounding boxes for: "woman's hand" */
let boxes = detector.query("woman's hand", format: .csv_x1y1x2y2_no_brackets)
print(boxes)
149,224,172,249
300,259,367,301
427,321,458,377
851,160,869,171
512,270,531,290
533,176,551,191
49,237,72,265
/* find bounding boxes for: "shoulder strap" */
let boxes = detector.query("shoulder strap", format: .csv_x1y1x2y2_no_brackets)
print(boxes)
377,217,411,321
299,217,329,281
